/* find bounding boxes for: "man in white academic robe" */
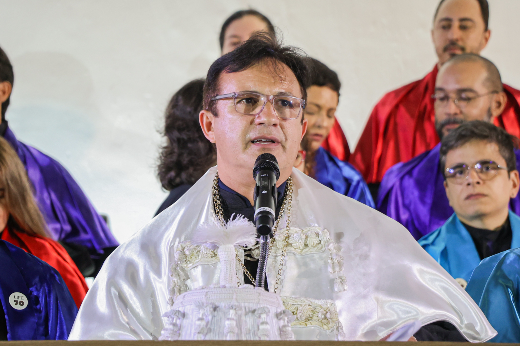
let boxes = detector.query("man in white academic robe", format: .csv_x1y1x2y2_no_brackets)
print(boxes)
69,34,495,342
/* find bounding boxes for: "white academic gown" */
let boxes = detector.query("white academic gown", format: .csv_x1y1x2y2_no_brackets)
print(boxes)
69,167,495,341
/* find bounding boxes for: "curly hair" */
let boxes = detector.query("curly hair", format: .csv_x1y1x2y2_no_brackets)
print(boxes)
0,136,49,237
158,79,216,190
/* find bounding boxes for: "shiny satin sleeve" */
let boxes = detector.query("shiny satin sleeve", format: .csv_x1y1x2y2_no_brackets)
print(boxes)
68,233,171,340
466,248,520,343
6,128,118,254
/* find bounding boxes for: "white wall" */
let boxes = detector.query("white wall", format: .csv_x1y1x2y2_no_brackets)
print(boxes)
0,0,518,243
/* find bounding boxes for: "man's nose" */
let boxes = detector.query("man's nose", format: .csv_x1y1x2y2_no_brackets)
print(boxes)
445,97,462,115
447,27,462,41
254,101,280,126
465,168,482,185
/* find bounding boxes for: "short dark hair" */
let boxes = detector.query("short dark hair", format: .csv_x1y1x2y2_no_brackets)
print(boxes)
204,32,308,116
440,121,517,178
157,79,216,190
443,53,503,92
219,9,276,51
0,47,14,120
434,0,489,31
305,57,341,97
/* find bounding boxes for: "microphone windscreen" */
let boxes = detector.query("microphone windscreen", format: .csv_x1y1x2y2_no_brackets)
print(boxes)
253,153,280,180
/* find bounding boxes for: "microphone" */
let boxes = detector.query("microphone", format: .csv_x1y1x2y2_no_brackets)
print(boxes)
253,153,280,290
253,153,280,236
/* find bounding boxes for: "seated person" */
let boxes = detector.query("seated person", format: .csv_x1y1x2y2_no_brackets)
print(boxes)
419,121,520,287
155,79,216,215
379,54,520,239
0,137,88,307
0,47,118,276
466,247,520,343
220,9,349,161
302,58,373,207
70,35,495,342
0,240,77,340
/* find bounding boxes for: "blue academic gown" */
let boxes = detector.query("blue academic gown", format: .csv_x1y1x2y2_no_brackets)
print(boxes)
378,143,520,239
0,240,77,340
3,125,118,256
314,147,374,207
466,247,520,343
419,211,520,283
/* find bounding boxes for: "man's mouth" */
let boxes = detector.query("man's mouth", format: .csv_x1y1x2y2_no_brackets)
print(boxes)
444,43,465,54
252,138,276,144
465,193,487,200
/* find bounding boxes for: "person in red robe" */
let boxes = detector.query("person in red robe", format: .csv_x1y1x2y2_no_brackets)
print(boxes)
219,9,351,161
350,0,520,188
0,137,87,308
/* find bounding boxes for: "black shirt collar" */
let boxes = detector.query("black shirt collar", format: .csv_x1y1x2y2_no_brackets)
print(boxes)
461,217,512,260
218,179,287,223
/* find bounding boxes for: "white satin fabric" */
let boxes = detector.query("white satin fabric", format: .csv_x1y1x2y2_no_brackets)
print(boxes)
69,167,496,341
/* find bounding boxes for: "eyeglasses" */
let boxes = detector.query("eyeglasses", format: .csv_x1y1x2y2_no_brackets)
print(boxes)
445,160,507,184
432,91,498,109
210,91,306,120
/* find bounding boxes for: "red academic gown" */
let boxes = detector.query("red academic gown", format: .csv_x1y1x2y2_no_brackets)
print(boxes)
350,65,520,184
321,119,351,162
1,227,88,308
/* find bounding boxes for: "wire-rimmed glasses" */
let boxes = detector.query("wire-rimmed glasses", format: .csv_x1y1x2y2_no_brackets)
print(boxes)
432,91,498,109
210,91,305,120
445,160,507,184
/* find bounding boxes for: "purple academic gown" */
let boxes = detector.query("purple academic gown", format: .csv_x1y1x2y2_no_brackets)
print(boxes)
0,240,77,340
3,126,118,256
378,143,520,239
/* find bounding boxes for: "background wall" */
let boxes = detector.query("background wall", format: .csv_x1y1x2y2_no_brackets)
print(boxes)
0,0,518,243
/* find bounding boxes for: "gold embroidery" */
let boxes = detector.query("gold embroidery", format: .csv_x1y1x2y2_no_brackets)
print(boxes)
282,296,340,332
272,227,331,255
175,242,218,269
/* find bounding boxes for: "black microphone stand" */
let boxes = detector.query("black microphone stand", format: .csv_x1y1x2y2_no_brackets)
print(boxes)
255,233,270,290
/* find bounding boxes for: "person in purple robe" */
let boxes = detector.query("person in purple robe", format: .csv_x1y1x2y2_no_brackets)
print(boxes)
302,58,373,207
0,47,118,275
419,121,520,287
378,53,519,239
0,240,78,340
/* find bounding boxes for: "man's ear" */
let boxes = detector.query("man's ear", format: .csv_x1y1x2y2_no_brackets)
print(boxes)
0,81,12,103
199,110,216,143
490,91,507,118
481,29,491,51
443,180,453,207
509,170,520,199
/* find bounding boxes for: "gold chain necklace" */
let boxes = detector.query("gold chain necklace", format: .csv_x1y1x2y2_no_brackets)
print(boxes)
212,172,293,293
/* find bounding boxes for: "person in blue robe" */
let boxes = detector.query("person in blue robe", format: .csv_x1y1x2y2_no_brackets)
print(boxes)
379,144,520,239
0,240,77,340
419,121,520,286
0,47,118,275
302,58,373,207
379,54,517,239
466,247,520,343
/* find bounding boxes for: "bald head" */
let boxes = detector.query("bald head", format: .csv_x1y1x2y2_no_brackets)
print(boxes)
434,53,507,139
442,53,502,92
